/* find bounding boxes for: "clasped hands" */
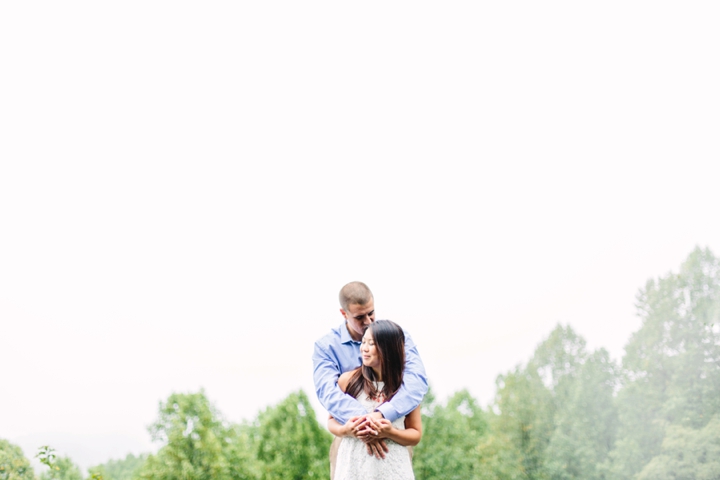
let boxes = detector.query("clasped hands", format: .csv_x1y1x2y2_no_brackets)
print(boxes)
343,412,392,459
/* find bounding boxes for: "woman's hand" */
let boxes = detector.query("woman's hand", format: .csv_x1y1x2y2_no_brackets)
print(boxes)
343,416,367,438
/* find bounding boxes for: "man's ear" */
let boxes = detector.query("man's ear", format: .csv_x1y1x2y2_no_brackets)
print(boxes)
340,308,348,320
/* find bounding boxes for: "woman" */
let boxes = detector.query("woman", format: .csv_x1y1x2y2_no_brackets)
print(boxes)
328,320,422,480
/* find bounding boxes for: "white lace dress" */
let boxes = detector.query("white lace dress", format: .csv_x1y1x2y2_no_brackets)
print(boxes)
334,383,415,480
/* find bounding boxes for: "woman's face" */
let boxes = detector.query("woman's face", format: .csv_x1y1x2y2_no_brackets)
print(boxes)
360,329,380,370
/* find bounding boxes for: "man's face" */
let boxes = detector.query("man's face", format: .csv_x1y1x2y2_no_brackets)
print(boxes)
341,298,375,341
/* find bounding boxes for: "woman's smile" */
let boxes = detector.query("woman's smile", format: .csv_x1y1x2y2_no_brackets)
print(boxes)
360,330,381,369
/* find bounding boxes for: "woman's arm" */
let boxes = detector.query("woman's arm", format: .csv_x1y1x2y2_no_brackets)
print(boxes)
328,415,349,436
328,413,369,437
366,405,422,447
337,370,354,393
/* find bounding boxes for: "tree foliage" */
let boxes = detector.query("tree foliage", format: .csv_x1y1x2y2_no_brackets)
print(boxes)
414,389,488,479
636,416,720,480
133,389,330,480
38,456,82,480
0,439,34,480
33,446,82,480
87,453,147,480
493,365,553,480
609,246,720,479
544,349,618,480
136,390,259,480
254,390,331,480
18,246,720,480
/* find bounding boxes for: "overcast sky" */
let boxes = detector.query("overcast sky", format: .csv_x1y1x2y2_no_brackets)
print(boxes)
1,0,719,473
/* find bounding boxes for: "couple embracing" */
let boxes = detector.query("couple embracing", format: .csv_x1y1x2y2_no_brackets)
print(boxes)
312,282,429,480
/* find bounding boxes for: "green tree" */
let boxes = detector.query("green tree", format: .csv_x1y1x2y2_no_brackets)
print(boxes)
35,447,82,480
636,416,720,480
0,439,34,480
531,325,589,408
87,453,147,480
39,457,82,480
493,365,553,480
223,424,261,480
491,325,619,480
609,247,720,478
414,389,488,480
254,390,331,480
136,390,258,480
491,326,589,480
475,428,526,480
544,349,618,480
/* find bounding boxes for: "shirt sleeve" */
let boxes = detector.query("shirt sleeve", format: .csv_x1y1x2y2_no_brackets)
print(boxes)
375,331,428,422
313,341,367,425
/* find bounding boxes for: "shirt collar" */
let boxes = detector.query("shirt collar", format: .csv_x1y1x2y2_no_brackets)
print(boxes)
339,322,360,344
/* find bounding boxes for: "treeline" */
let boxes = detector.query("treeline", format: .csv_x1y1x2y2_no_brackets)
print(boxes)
2,247,719,479
1,390,331,480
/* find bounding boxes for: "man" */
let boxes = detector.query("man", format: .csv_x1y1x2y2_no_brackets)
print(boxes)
313,281,428,477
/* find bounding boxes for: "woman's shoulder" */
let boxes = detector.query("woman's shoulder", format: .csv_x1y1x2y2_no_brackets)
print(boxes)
338,368,360,392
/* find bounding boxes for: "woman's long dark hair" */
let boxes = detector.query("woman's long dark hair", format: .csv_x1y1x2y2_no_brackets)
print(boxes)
346,320,405,402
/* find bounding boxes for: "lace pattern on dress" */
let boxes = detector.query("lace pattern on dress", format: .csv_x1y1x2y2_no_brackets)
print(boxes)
333,382,415,480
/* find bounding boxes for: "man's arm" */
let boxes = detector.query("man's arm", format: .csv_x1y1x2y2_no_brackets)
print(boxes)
313,342,367,425
375,331,428,422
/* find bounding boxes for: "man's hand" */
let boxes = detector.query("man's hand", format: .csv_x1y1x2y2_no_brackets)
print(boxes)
364,438,389,459
354,413,390,459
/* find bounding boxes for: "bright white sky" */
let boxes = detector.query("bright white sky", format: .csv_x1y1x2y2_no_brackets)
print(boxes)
1,0,719,473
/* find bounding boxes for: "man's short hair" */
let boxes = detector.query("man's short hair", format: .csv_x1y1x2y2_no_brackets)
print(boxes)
339,281,373,311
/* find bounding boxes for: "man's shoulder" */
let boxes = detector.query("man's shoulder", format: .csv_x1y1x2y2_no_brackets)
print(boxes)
314,323,345,349
399,326,419,350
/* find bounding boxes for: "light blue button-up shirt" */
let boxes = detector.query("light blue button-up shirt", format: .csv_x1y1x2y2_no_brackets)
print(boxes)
313,321,428,425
